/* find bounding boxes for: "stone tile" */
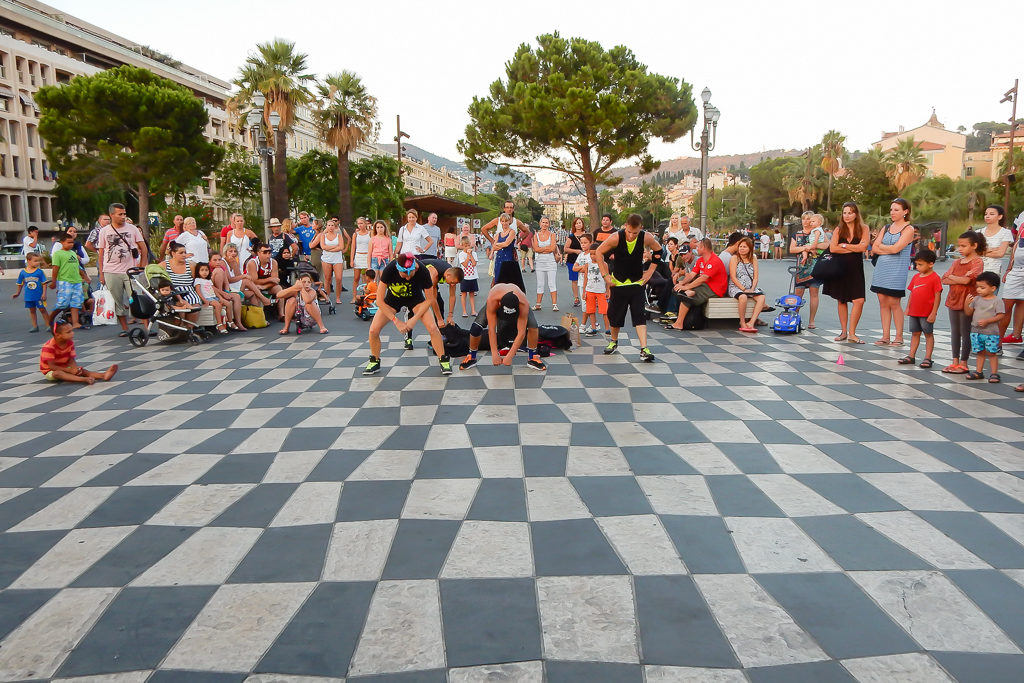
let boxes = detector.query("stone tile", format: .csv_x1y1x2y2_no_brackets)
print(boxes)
850,570,1021,653
636,475,718,516
336,480,410,522
73,525,197,588
856,511,989,569
756,572,918,659
133,527,263,586
322,520,398,582
8,486,117,532
0,587,118,680
748,474,846,517
532,518,626,576
448,661,544,683
705,475,785,517
916,511,1024,569
840,653,954,683
381,519,461,580
694,574,827,668
465,478,528,522
269,482,342,527
545,661,643,682
348,580,445,676
10,526,135,589
416,449,481,478
0,588,58,642
745,660,858,682
162,582,315,671
472,446,524,478
661,515,745,574
570,476,653,516
344,449,422,481
212,483,299,527
860,473,973,511
78,485,184,527
643,666,747,682
930,652,1024,683
401,478,479,519
441,521,533,578
229,524,331,583
440,577,542,667
928,472,1024,513
597,515,686,575
537,575,638,663
726,517,840,573
945,569,1024,651
254,581,375,678
794,515,931,571
525,477,590,521
56,586,216,677
796,474,904,513
634,575,738,667
146,483,255,527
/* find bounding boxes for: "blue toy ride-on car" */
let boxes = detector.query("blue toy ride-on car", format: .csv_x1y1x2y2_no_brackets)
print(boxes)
772,293,804,334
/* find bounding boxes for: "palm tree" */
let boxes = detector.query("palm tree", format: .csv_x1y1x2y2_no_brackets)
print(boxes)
313,71,378,228
618,189,637,210
233,39,314,220
782,153,819,211
884,137,928,193
820,129,846,210
951,177,991,223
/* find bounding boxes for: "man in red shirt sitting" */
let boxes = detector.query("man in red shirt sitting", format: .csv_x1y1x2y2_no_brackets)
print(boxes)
665,238,726,330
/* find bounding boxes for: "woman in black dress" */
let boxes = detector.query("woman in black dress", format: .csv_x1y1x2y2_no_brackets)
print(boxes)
824,202,871,343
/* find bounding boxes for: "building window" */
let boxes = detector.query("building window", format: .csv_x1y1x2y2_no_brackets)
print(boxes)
40,195,50,222
26,125,34,147
39,65,48,85
0,99,7,112
30,158,36,179
8,120,17,144
10,195,21,222
28,196,38,222
0,52,7,79
965,167,974,177
12,156,19,178
0,194,8,221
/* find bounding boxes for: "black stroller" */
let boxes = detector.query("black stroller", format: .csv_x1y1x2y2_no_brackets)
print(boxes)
125,265,209,347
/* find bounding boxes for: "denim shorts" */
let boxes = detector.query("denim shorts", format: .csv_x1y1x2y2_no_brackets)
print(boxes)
970,332,1000,354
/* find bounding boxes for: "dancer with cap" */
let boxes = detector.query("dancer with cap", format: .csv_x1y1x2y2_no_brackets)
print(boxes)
404,257,464,348
593,212,662,362
459,282,546,371
364,253,452,376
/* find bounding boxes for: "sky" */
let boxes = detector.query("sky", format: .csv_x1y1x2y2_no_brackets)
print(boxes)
47,0,1021,177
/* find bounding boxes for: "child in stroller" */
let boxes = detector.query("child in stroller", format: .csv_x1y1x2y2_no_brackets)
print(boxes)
125,266,207,347
291,260,334,314
279,271,328,335
354,269,378,321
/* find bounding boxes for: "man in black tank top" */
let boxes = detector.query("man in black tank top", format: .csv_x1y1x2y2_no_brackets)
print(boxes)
594,213,663,362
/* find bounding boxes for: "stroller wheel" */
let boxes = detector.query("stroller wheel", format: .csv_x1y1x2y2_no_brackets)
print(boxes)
128,328,148,347
188,332,203,345
295,326,303,335
329,304,336,315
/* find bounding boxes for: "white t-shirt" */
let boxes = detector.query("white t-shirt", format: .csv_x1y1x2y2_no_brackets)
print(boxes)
178,230,210,263
397,224,428,254
719,249,732,273
760,234,770,250
981,226,1014,274
456,250,478,280
576,253,606,294
686,227,704,241
21,235,37,256
663,229,687,245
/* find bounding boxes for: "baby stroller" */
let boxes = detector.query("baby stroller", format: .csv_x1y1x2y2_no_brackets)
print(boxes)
125,265,208,347
292,261,334,315
772,267,804,334
354,282,378,321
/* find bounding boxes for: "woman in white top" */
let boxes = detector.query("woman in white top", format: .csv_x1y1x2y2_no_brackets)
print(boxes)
209,251,245,330
349,218,372,302
999,206,1024,342
979,204,1013,275
662,214,687,245
395,209,431,256
313,219,346,304
178,217,210,263
532,217,561,311
227,222,257,266
223,243,269,305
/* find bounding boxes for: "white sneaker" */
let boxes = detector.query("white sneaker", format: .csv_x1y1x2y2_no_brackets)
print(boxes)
583,325,596,336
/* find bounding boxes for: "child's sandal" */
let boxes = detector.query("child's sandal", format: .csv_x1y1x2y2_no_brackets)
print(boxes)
1014,384,1024,393
988,373,1001,383
897,356,915,365
966,371,985,380
919,359,933,368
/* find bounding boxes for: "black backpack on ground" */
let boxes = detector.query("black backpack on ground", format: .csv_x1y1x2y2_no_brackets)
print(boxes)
682,306,707,330
441,322,471,357
537,324,572,350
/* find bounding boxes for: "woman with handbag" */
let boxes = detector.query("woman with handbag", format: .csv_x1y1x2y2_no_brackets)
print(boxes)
728,237,767,333
869,199,916,346
790,211,826,329
823,202,870,343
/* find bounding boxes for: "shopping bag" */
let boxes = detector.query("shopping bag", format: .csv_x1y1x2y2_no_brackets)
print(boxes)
91,286,117,325
242,305,268,328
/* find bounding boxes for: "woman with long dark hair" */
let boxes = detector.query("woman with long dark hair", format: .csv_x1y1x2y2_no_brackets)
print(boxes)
824,202,870,343
869,198,917,345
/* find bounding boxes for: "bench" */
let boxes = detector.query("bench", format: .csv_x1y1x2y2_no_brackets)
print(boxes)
705,297,757,320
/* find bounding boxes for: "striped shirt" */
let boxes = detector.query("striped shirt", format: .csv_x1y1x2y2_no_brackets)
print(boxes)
40,338,75,374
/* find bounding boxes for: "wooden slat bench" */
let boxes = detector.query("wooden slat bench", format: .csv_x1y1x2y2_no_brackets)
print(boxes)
705,297,757,320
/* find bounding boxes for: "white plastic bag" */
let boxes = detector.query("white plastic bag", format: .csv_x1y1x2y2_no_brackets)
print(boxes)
92,286,116,325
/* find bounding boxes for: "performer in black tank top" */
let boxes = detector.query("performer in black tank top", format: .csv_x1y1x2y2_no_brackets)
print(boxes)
594,213,664,362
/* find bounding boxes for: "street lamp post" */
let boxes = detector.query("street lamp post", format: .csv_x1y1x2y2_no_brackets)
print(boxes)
690,87,720,235
395,114,410,179
247,93,280,242
1000,80,1018,214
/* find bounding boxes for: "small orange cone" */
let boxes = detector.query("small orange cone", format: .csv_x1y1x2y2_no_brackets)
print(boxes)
837,354,845,365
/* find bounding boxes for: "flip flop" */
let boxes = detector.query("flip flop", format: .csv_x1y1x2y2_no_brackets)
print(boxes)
834,334,848,342
889,339,904,346
319,329,329,334
279,330,289,335
118,330,129,337
663,324,683,331
1015,384,1024,392
873,339,891,346
808,323,816,329
847,337,865,344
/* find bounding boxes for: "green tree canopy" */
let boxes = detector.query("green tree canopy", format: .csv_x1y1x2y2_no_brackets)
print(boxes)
458,32,697,229
214,143,262,226
36,64,224,240
749,157,796,224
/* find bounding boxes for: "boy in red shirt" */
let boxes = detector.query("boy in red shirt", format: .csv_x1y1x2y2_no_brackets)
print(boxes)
40,318,118,384
899,248,942,368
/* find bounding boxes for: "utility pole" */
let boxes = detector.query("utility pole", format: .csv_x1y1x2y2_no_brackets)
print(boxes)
1001,80,1019,214
472,172,481,200
394,114,409,181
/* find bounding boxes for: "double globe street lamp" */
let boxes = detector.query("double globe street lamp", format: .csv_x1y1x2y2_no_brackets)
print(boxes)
246,93,280,241
690,87,721,235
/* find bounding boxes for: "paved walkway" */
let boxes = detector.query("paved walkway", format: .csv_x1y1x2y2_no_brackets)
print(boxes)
0,262,1023,682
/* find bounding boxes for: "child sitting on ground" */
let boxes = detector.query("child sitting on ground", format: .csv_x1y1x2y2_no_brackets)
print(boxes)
12,252,50,332
965,271,1006,383
279,271,328,334
574,236,611,336
898,248,942,369
40,318,118,385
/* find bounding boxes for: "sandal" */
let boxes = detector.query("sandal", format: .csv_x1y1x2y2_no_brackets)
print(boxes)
966,371,985,380
897,356,915,365
942,364,967,374
873,338,891,346
533,305,541,311
118,330,129,337
847,336,865,344
919,359,933,368
1015,384,1024,392
279,329,289,335
890,339,904,345
808,323,816,329
989,373,1001,383
834,334,848,342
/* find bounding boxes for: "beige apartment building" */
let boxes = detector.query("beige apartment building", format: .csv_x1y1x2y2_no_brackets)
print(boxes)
872,110,967,180
401,156,466,195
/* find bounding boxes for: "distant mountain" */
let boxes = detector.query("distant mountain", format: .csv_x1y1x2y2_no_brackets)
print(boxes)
610,149,802,182
378,143,534,187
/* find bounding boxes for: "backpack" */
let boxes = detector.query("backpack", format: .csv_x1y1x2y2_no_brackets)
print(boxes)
441,322,471,357
538,324,572,350
682,306,707,330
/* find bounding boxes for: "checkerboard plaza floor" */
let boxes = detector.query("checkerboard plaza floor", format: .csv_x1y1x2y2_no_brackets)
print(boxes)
0,321,1023,683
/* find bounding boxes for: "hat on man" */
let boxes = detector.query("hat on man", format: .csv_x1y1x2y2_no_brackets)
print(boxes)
269,218,282,227
498,291,521,320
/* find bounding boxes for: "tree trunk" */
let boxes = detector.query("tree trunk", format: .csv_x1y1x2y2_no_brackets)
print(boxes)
580,147,599,230
273,128,289,220
826,174,833,211
137,180,151,249
338,150,352,229
266,153,278,219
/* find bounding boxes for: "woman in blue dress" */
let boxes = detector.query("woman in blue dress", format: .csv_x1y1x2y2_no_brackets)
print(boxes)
489,213,518,284
870,198,917,346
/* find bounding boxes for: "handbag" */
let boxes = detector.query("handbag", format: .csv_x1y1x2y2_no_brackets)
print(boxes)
811,250,841,281
242,304,268,328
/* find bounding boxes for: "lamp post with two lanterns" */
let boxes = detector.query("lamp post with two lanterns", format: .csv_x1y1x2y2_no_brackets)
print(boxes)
690,87,720,235
246,93,280,242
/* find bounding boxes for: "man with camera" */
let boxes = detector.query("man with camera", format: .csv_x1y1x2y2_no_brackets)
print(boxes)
97,202,147,337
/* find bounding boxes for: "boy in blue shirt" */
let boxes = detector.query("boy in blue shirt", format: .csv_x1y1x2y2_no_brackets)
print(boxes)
12,252,50,332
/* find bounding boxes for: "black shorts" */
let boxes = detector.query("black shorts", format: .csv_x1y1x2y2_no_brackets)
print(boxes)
607,284,647,328
460,279,479,293
383,294,425,311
